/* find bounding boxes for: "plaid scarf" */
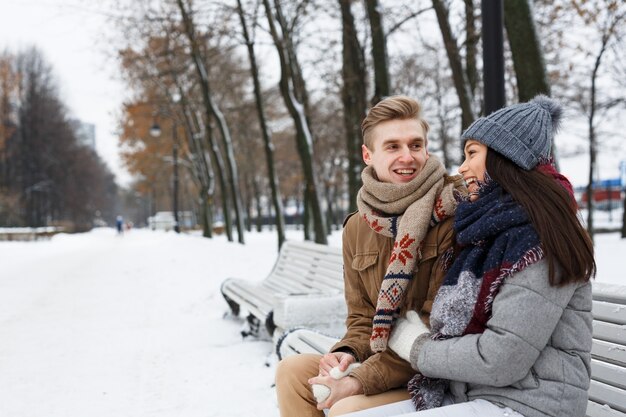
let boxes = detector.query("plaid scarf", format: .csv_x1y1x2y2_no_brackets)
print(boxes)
408,177,544,410
357,155,459,353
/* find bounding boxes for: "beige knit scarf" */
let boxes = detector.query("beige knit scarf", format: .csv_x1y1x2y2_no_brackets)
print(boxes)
357,155,458,352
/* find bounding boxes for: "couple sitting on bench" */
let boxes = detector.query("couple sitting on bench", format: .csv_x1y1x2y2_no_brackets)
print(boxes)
275,95,595,417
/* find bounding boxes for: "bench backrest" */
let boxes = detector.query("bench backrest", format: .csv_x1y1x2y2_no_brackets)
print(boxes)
265,241,344,295
588,282,626,416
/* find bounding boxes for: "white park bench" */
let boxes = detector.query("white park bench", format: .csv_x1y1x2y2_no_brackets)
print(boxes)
588,282,626,417
220,240,345,337
0,226,64,241
276,281,626,417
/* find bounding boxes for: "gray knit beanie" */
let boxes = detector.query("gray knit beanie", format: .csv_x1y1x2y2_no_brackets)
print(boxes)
461,95,562,170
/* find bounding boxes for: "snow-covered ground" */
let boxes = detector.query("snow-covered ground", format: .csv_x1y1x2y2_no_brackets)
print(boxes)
0,226,623,417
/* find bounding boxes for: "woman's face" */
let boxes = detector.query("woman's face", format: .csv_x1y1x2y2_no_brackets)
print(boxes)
459,140,488,201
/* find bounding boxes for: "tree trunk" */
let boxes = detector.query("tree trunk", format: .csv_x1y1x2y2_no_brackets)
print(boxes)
303,188,312,241
177,85,216,239
621,190,626,238
432,0,476,129
236,0,286,249
200,186,213,238
586,117,595,244
503,0,550,102
252,177,264,233
243,172,253,232
205,117,233,241
434,60,453,168
263,0,327,244
464,0,479,96
324,182,337,234
504,0,557,164
339,0,367,213
585,24,614,244
364,0,390,105
176,0,245,244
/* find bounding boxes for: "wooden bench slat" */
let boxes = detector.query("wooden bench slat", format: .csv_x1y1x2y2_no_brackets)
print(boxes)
593,301,626,325
284,241,344,257
592,339,626,368
592,359,626,390
271,267,342,287
275,259,342,279
278,249,343,267
223,282,276,310
586,399,626,417
271,270,342,293
589,379,626,414
275,259,343,277
275,327,341,359
273,264,343,281
225,281,276,305
263,275,321,294
285,334,328,356
284,255,343,274
593,321,626,346
593,283,626,305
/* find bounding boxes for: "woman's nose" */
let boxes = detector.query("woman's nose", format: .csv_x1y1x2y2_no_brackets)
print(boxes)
458,160,468,174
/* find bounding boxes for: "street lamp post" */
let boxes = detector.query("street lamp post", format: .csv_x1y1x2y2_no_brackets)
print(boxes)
150,120,181,233
482,0,506,114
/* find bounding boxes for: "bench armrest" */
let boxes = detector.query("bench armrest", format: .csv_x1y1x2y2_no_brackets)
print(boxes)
273,294,347,332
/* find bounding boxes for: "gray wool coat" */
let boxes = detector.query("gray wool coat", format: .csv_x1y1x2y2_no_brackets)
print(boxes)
410,259,593,417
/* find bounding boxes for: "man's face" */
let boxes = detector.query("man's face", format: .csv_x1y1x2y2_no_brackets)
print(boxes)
362,118,429,184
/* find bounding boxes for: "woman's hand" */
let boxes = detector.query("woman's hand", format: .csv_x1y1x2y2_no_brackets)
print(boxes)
388,310,430,362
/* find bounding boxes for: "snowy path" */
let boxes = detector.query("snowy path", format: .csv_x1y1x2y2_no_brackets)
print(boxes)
0,227,621,417
0,229,298,417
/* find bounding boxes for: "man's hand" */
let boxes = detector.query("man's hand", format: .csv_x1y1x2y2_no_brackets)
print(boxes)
308,374,364,410
318,351,355,376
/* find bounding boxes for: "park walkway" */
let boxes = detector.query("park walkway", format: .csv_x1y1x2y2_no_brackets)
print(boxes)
0,229,281,417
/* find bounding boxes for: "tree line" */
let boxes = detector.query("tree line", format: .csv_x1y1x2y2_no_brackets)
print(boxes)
0,48,118,230
112,0,625,246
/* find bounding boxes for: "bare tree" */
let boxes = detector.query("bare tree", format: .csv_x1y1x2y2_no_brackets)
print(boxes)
431,0,476,129
236,0,286,249
339,0,367,213
176,0,246,244
262,0,327,244
464,0,479,97
364,0,390,105
575,2,625,242
5,47,117,228
504,0,551,102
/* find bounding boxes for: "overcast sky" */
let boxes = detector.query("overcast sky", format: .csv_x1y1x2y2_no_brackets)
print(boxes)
0,0,131,185
1,0,624,189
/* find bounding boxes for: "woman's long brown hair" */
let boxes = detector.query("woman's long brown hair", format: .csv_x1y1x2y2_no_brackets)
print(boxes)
486,150,596,286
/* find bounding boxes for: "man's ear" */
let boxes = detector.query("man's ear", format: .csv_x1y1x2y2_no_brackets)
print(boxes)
362,144,372,165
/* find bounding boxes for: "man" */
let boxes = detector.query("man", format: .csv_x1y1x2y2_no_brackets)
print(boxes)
275,96,464,416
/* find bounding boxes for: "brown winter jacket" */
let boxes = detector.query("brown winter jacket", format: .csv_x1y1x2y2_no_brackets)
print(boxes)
330,212,455,396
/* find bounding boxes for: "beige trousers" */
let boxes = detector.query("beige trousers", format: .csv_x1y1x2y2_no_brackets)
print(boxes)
275,353,411,417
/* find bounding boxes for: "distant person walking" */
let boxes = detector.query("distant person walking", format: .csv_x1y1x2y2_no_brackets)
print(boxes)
116,215,124,235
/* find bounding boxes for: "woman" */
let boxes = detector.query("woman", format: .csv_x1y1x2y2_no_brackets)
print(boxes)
341,95,595,417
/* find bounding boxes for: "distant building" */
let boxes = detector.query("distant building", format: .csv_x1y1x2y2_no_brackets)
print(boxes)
70,119,96,150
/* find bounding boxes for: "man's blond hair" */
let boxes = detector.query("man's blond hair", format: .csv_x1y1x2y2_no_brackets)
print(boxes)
361,95,430,149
